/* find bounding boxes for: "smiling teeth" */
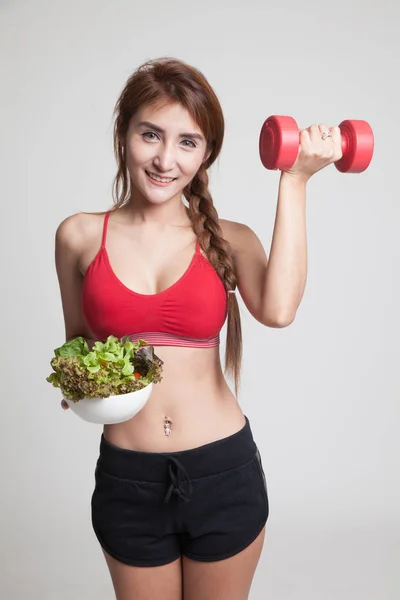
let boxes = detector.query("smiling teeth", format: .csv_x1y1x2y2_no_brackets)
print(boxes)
147,171,175,183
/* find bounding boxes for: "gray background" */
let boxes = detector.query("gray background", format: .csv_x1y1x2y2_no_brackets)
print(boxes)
1,0,398,598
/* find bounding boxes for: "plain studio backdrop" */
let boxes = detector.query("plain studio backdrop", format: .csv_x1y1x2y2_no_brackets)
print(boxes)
0,0,398,598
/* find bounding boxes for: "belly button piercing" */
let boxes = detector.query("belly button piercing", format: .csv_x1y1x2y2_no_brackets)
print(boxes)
164,416,172,436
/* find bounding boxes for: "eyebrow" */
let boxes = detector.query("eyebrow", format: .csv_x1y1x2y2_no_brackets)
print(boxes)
137,121,205,142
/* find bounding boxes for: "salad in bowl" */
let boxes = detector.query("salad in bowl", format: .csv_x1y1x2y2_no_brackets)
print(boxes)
46,335,164,424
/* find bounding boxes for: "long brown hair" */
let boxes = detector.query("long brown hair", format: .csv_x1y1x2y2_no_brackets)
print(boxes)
109,57,242,398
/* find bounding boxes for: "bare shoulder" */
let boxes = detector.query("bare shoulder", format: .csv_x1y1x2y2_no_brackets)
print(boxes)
219,218,256,257
55,210,106,253
219,218,251,234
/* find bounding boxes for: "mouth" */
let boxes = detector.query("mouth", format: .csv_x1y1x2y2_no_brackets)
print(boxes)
145,170,177,186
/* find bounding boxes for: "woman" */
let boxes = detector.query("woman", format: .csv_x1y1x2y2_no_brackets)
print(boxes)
55,57,341,600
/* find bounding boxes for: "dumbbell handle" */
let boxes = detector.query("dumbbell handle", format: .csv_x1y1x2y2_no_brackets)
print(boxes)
295,121,368,156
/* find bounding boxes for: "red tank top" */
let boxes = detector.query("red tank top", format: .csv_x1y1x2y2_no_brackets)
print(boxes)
82,212,228,348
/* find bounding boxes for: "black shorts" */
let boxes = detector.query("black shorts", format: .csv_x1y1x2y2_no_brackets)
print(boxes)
91,415,269,567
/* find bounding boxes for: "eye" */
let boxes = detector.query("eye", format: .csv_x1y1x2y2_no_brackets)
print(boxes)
182,139,197,148
142,132,197,148
142,132,158,141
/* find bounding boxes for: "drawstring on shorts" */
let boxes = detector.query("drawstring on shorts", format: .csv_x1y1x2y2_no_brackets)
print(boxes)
163,456,193,504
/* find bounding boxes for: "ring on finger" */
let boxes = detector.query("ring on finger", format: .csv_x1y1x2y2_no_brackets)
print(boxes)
321,130,332,140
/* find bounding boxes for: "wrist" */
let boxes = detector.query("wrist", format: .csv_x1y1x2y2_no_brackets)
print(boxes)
279,171,309,190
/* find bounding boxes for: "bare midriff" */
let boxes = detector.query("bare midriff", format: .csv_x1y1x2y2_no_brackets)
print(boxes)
103,344,246,452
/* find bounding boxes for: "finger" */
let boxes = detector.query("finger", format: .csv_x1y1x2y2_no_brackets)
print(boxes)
330,125,341,143
319,123,332,141
308,124,322,144
330,126,343,160
299,128,311,148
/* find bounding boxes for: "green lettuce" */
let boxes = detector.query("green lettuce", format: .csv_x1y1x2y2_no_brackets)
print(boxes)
46,335,164,402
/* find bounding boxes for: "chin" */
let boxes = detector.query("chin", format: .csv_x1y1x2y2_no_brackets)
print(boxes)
146,195,175,205
141,188,180,204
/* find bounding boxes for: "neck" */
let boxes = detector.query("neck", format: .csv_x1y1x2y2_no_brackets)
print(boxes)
119,200,191,231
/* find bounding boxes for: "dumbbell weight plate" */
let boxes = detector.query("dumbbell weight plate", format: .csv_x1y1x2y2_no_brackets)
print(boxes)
259,115,300,170
336,120,374,173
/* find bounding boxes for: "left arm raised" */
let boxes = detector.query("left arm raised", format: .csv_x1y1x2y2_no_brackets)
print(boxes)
228,122,341,326
226,172,308,327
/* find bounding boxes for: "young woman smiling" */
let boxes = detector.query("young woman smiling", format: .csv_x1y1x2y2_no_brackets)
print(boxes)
55,57,341,600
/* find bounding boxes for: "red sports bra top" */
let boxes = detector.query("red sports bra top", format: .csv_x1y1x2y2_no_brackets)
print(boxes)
81,212,228,348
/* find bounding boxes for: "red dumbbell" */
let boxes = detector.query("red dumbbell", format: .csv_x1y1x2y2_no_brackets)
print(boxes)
259,115,374,173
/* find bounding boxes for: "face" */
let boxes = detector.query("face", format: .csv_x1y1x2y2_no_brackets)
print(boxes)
124,101,210,206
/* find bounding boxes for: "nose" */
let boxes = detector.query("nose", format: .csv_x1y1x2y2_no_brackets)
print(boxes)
152,142,178,172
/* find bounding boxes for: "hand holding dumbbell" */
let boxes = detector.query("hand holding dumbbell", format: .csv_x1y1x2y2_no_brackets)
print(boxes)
259,115,374,174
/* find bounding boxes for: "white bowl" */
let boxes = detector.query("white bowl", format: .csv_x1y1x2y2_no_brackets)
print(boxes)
64,383,153,424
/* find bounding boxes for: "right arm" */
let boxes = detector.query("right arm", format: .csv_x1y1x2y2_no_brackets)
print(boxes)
55,214,99,408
